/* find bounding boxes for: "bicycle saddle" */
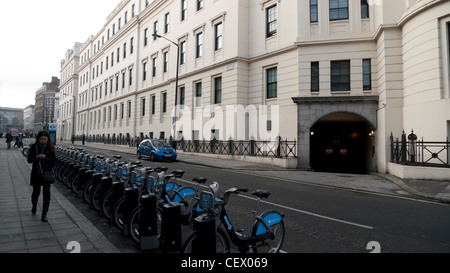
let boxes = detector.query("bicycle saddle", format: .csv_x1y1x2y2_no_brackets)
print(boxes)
193,177,207,184
155,167,168,172
252,190,270,199
172,170,185,178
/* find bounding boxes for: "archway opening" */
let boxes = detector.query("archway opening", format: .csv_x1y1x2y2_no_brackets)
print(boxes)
310,113,374,174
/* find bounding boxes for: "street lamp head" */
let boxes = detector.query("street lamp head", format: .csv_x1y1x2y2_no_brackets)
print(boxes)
152,33,162,38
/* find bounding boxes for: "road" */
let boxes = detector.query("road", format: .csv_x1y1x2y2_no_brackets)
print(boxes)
51,141,450,253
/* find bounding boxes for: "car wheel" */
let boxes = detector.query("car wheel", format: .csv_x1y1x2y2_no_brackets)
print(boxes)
150,153,155,162
137,151,141,159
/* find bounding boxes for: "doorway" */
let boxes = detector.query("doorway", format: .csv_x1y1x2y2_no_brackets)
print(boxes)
310,114,372,174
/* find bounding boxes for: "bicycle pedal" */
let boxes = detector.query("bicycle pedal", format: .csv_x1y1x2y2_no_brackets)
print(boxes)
236,228,244,233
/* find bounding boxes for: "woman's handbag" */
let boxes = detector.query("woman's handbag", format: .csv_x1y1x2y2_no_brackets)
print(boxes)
35,145,54,182
41,171,55,181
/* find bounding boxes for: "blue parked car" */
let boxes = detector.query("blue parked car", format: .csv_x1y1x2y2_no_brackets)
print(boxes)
137,139,177,162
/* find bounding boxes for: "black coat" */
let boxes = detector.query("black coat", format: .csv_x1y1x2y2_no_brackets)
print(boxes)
27,143,56,186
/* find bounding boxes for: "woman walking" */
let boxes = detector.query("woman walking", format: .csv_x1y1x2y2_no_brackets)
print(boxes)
27,131,56,222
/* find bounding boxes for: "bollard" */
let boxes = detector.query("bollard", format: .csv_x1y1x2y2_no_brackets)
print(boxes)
122,187,139,237
160,203,182,252
110,181,125,225
98,177,113,217
139,194,158,250
191,191,217,253
191,215,216,254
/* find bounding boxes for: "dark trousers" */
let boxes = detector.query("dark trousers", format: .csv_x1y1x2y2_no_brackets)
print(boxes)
32,184,51,214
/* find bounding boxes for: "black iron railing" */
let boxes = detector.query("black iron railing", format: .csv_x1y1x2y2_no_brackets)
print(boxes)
177,137,297,159
390,130,449,168
74,134,297,159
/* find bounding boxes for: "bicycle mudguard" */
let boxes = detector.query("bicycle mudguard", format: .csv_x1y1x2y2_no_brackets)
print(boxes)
253,211,284,236
165,182,180,192
172,187,196,203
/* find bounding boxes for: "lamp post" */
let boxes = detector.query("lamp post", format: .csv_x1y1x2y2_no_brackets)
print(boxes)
152,33,180,146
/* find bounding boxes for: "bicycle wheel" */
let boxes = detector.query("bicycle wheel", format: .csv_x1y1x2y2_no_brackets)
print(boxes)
112,196,126,230
70,173,80,193
128,205,163,244
83,180,94,204
180,227,230,253
101,190,113,220
90,185,102,211
251,211,285,253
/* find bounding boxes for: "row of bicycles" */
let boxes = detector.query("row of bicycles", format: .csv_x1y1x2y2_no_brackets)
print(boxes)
53,145,286,253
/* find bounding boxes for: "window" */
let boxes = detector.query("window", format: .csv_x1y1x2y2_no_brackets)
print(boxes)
117,47,120,63
151,95,156,115
361,0,369,19
311,62,320,92
195,82,202,107
111,52,114,67
152,57,157,77
116,75,119,91
144,28,148,46
181,0,187,21
363,59,372,90
121,103,124,119
122,72,125,88
331,60,351,91
266,5,277,38
266,67,278,99
163,52,169,73
130,37,134,54
165,13,170,33
310,0,318,23
129,68,133,86
214,77,222,104
196,32,203,58
179,86,185,108
215,22,223,51
123,43,127,59
180,41,187,65
162,92,167,113
197,0,203,11
330,0,348,21
141,98,146,116
143,62,147,81
153,21,158,40
128,101,132,118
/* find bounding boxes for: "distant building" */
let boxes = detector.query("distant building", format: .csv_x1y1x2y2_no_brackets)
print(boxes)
23,105,35,136
57,43,82,141
0,107,24,134
34,76,60,133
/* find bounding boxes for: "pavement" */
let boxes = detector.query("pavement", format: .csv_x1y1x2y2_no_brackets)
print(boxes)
1,139,449,253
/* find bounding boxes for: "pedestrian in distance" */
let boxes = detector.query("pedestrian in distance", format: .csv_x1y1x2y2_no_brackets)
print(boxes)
27,131,56,222
5,132,12,149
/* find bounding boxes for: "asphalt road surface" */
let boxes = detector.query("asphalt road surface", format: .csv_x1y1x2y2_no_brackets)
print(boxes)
52,142,450,253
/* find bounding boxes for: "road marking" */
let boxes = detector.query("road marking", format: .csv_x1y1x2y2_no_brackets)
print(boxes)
179,178,375,230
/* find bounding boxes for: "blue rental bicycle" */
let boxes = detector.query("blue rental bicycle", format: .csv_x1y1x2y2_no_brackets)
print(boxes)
181,184,285,253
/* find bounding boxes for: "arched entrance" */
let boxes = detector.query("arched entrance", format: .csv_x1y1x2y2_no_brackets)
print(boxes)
310,113,374,174
292,96,379,174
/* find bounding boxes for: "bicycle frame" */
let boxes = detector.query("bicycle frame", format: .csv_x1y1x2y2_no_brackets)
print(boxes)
218,203,276,252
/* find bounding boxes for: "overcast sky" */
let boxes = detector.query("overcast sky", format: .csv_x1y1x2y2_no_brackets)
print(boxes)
0,0,118,109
